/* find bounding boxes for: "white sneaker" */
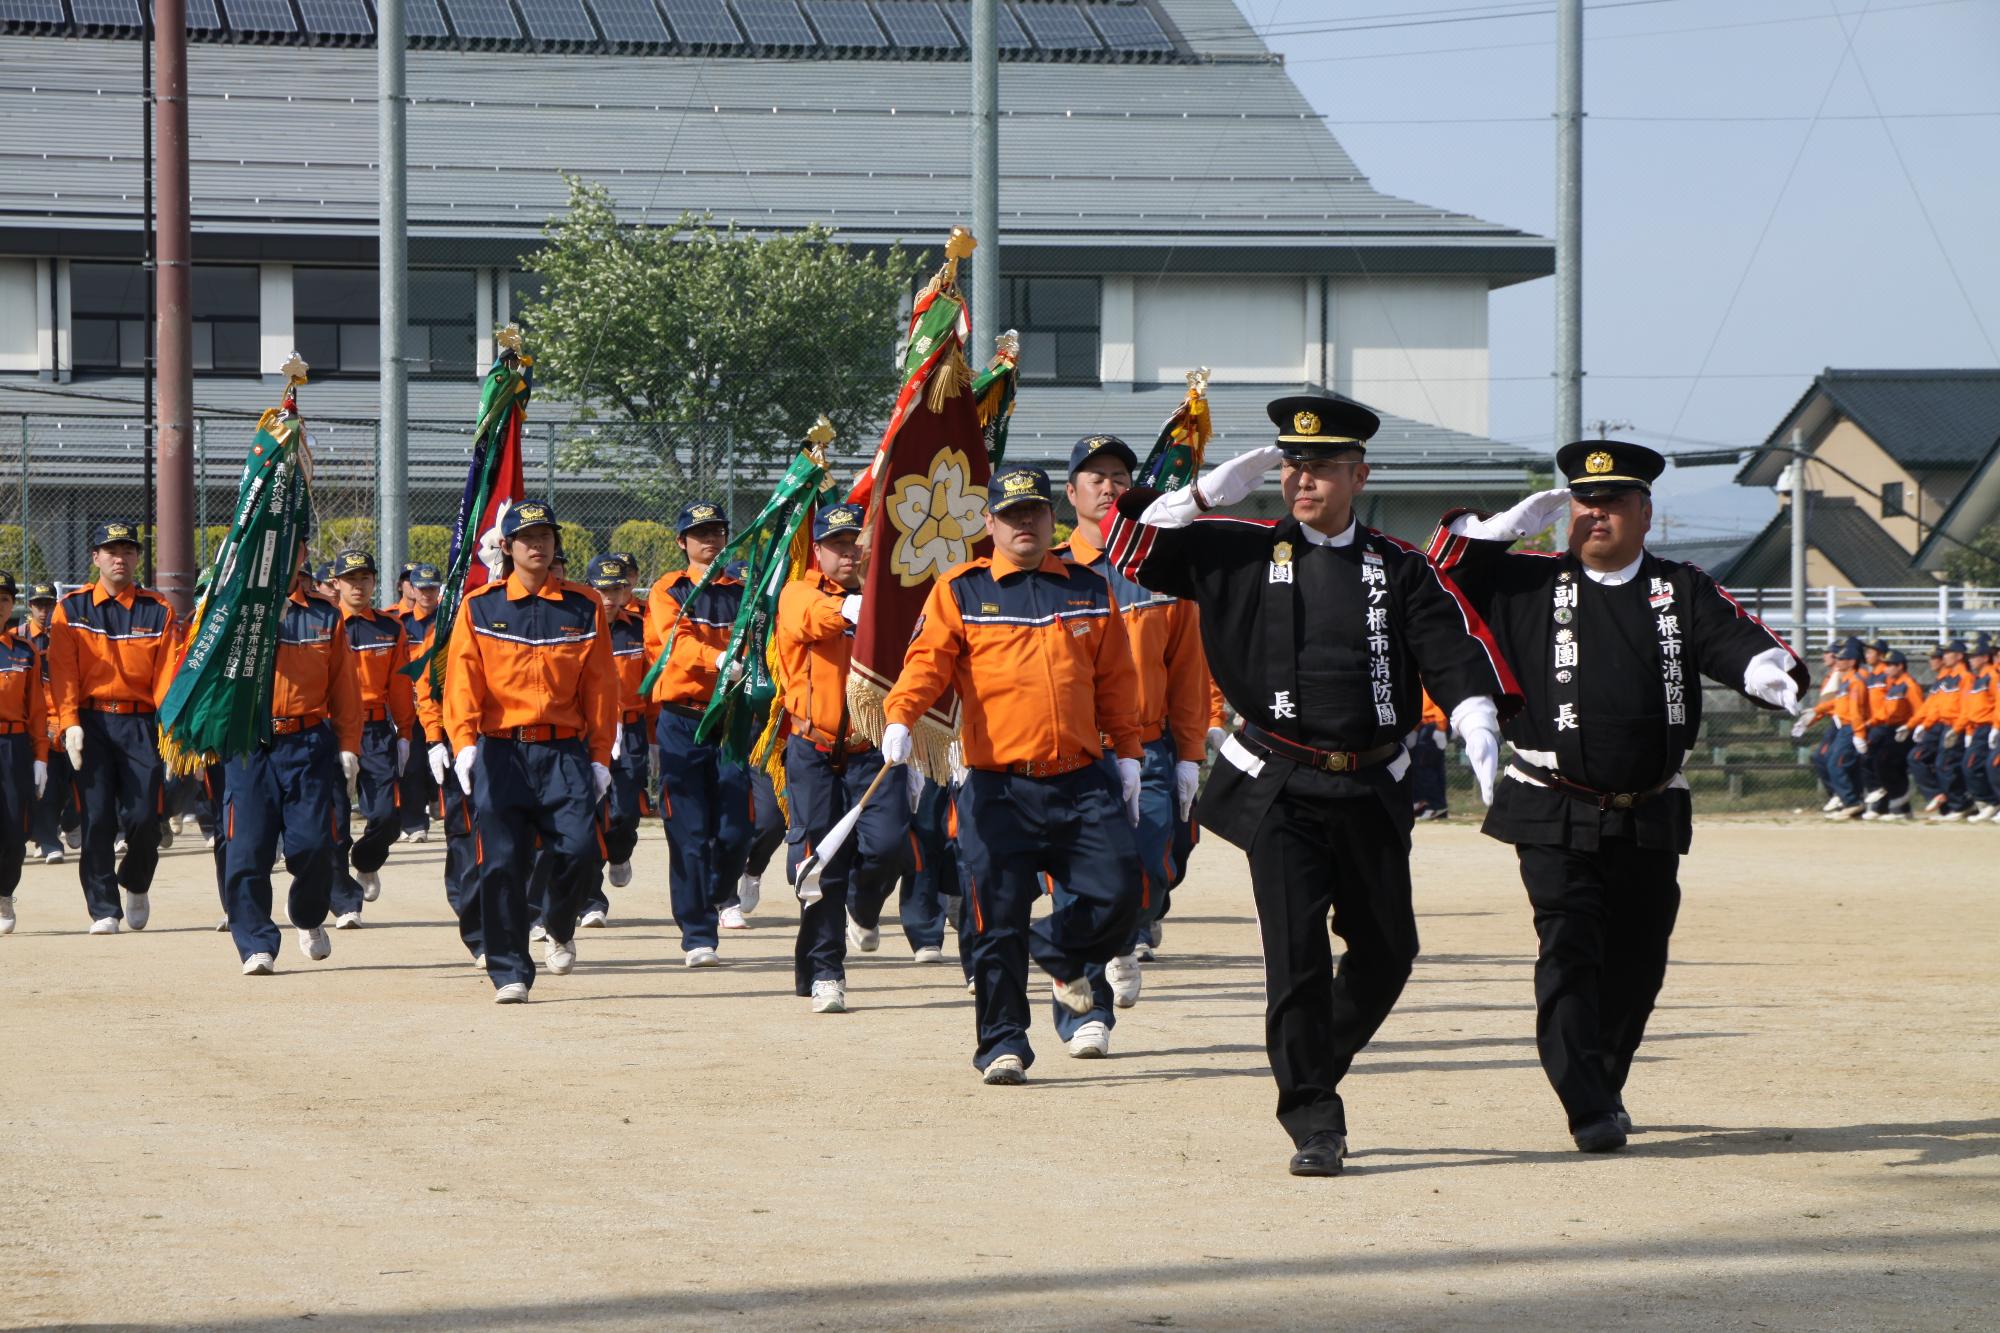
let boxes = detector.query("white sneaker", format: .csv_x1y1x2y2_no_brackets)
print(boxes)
89,917,119,935
297,926,331,961
608,861,632,888
685,946,721,968
44,848,64,865
1149,920,1164,949
847,915,880,953
242,953,275,976
1863,788,1887,806
0,895,14,934
545,938,576,975
1132,941,1156,963
412,828,429,844
1051,976,1094,1016
359,870,381,902
965,976,977,994
397,830,413,844
1067,1020,1111,1059
170,813,186,834
1106,953,1142,1009
114,835,128,856
1826,806,1863,821
810,979,848,1013
1971,804,1997,824
579,909,608,929
912,945,945,964
1821,795,1845,813
982,1054,1027,1085
204,835,216,849
737,872,761,915
473,954,488,971
719,905,750,931
332,911,362,930
1860,810,1880,821
529,922,549,942
494,982,529,1004
123,891,150,931
215,917,229,932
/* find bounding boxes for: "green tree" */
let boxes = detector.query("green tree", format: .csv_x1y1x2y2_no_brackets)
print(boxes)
1942,523,2000,586
555,521,598,571
0,525,49,582
318,517,377,562
407,525,452,570
610,519,682,584
523,177,920,509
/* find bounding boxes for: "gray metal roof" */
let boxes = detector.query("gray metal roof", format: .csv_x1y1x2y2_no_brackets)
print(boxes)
1740,369,2000,486
1720,496,1937,590
1649,535,1755,575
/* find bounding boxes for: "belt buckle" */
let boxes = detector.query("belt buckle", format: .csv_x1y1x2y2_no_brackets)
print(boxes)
1611,792,1635,810
1324,751,1350,773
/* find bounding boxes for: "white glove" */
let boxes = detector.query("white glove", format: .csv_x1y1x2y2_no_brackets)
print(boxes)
1174,759,1200,821
1790,713,1812,740
396,737,411,774
1851,732,1869,755
1432,727,1449,750
1206,725,1229,753
591,762,612,801
1448,488,1572,543
881,722,912,766
1941,728,1960,751
1894,725,1910,743
907,764,925,813
1194,444,1284,511
1743,649,1802,715
1117,756,1142,827
427,742,450,787
840,594,862,624
611,727,624,763
1449,695,1502,806
454,745,477,796
33,759,47,798
339,751,360,785
64,724,83,769
722,657,746,684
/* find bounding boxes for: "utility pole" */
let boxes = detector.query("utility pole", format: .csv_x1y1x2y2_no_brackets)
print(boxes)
378,0,410,581
1789,426,1808,650
970,0,1000,358
153,0,194,615
1553,0,1583,463
1586,418,1631,441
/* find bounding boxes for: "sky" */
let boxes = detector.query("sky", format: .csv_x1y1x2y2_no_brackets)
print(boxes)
1238,0,2000,545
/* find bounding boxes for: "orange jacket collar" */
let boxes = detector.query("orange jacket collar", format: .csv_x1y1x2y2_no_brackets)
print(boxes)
505,571,567,603
91,581,138,607
1063,531,1105,566
665,567,742,589
991,549,1069,581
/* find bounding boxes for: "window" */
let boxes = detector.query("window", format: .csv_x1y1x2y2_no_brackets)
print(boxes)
71,262,259,373
506,271,547,329
1880,481,1905,519
295,267,477,377
998,276,1100,385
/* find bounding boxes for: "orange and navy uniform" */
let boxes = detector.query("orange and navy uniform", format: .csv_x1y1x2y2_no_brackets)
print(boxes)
1958,662,1995,737
274,589,363,752
608,601,656,733
46,581,175,729
1418,689,1448,736
443,573,617,766
1811,665,1869,731
341,604,416,738
0,619,50,763
1872,672,1924,730
643,567,742,713
1922,660,1969,734
1059,531,1210,763
886,550,1143,770
1208,677,1229,734
775,570,862,748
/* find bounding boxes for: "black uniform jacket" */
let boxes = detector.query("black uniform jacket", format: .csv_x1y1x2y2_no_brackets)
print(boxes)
1106,489,1521,850
1428,516,1806,853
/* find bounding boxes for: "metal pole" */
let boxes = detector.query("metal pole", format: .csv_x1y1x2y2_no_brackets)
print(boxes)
970,0,1000,359
1553,0,1583,485
142,15,155,586
378,0,409,580
153,0,195,616
1789,427,1807,652
19,417,29,577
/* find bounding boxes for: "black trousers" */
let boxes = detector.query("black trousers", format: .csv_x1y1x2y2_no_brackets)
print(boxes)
1515,839,1681,1130
1246,776,1418,1146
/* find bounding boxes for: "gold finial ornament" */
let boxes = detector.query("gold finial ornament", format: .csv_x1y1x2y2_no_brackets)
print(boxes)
1187,366,1211,397
994,328,1020,362
279,351,309,386
945,227,977,262
496,323,525,355
806,414,837,449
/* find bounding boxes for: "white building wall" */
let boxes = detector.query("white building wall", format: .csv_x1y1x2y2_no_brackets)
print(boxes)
1327,277,1489,438
259,263,294,375
1131,276,1310,385
0,259,38,371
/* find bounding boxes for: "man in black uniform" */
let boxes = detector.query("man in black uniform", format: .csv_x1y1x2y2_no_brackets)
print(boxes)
1427,440,1805,1152
1105,393,1518,1177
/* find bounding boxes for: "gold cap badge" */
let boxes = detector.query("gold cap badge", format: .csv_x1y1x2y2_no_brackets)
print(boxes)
1272,541,1293,564
1585,451,1614,475
1293,410,1322,437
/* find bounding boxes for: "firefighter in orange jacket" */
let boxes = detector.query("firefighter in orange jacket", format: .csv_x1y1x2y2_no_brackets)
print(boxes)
327,549,416,924
222,547,363,975
444,500,617,1002
46,520,176,933
1865,651,1925,820
1961,636,1999,821
0,572,50,936
393,562,444,842
413,620,484,969
776,502,914,1014
1919,640,1973,818
1806,640,1871,818
884,465,1145,1086
587,553,655,923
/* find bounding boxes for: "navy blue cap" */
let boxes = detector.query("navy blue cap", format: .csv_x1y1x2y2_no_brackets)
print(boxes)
813,504,865,542
676,499,729,536
1868,638,1891,654
1835,641,1861,662
1974,637,1995,657
0,572,16,597
1886,650,1908,667
408,563,442,588
500,499,558,539
397,562,417,583
1067,434,1138,478
586,555,631,589
608,551,639,578
989,466,1054,514
1944,639,1968,654
89,520,142,549
314,562,334,583
331,549,377,578
28,581,56,602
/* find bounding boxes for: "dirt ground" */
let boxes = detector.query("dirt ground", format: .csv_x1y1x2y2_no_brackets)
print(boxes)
2,816,1994,1331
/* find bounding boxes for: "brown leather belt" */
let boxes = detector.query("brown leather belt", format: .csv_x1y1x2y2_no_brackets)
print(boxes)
1511,758,1676,812
271,714,326,736
363,705,390,723
0,721,25,735
788,713,874,755
999,755,1096,779
1243,725,1400,775
84,700,154,716
660,701,706,721
484,725,580,744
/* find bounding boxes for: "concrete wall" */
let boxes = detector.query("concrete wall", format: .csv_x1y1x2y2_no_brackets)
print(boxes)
1328,277,1489,438
0,258,42,372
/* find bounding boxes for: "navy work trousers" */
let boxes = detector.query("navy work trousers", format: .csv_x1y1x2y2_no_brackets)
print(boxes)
399,718,435,835
655,710,752,951
436,768,483,962
74,710,164,920
334,719,401,913
221,724,341,961
0,733,30,898
604,718,650,869
1964,727,1997,807
783,738,914,994
476,736,601,991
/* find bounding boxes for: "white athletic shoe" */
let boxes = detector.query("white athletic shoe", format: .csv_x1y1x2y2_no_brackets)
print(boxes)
493,982,529,1004
0,895,15,934
396,830,413,844
123,891,150,931
608,861,632,888
529,922,549,943
1821,795,1845,813
156,822,174,851
737,872,761,916
1878,810,1909,822
579,909,608,929
1971,804,1997,824
912,945,945,964
332,911,362,930
1067,1020,1111,1059
1937,809,1967,822
810,979,848,1013
1825,806,1863,821
413,828,429,843
215,917,229,932
1863,788,1887,806
545,938,576,975
204,835,216,849
846,915,880,953
1106,953,1143,1009
43,848,63,865
297,926,331,961
965,976,977,994
1860,810,1880,821
473,954,487,971
89,917,119,935
170,813,186,835
1149,920,1164,949
1132,941,1156,963
685,946,721,968
242,953,275,976
359,870,381,902
982,1054,1027,1085
114,835,128,856
719,905,750,931
1051,976,1094,1016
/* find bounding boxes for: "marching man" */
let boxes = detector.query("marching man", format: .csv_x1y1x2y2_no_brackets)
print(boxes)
588,553,655,923
328,549,416,922
0,573,50,936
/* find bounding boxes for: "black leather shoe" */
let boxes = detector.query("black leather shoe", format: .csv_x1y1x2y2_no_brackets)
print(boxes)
1288,1131,1348,1176
1572,1115,1628,1153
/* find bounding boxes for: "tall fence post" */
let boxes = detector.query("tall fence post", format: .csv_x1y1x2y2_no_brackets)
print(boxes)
18,416,28,576
1822,585,1838,652
546,423,558,504
1938,583,1950,644
724,424,736,522
195,417,206,537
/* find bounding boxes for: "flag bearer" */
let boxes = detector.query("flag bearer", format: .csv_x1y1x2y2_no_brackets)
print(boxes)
0,573,49,936
587,553,655,925
328,550,415,924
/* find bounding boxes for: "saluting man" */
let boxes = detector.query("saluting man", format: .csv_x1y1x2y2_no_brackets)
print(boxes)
47,521,176,933
444,500,617,1003
328,550,416,923
587,552,655,924
1428,440,1805,1152
0,572,50,936
776,502,915,1014
1104,394,1516,1177
885,465,1145,1085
